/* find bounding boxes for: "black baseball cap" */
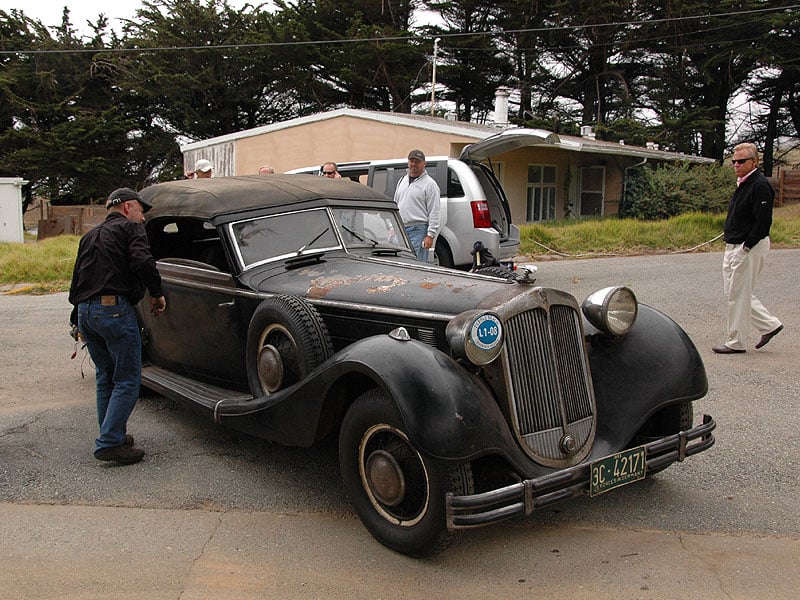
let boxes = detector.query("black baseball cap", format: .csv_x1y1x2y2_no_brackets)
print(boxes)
106,187,152,212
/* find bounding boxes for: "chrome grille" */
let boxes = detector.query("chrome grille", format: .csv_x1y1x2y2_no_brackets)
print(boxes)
502,300,595,466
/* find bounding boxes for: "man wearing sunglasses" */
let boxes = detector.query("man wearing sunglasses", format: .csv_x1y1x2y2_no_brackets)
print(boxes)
713,143,783,354
320,162,341,179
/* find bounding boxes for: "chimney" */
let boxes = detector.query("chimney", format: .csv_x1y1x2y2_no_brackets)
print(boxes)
493,87,511,127
580,125,595,139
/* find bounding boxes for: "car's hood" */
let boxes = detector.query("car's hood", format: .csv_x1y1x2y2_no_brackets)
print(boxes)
460,128,560,162
238,255,532,318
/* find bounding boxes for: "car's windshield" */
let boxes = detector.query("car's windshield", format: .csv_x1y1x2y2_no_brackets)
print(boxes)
230,208,340,268
332,208,408,251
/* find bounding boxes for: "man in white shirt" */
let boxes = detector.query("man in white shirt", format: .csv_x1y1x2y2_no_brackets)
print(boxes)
393,149,440,261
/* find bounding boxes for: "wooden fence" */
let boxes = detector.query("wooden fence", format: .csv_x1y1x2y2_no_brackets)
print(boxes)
768,170,800,206
33,205,106,240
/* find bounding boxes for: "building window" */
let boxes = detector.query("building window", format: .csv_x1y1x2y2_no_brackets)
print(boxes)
527,165,557,221
579,166,605,217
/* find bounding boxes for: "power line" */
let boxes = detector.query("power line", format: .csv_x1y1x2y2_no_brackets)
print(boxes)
0,4,796,55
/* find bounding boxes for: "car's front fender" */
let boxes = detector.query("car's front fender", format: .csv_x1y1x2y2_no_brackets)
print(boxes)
586,303,708,455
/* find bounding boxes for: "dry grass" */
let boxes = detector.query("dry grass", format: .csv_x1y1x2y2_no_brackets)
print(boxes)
519,208,800,259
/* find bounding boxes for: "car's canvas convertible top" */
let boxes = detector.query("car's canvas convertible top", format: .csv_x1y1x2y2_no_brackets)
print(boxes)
140,174,394,220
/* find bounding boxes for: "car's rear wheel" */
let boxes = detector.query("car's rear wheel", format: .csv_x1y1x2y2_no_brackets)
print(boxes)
245,295,333,397
339,389,474,557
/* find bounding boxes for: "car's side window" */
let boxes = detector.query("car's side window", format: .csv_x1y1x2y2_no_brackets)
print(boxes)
147,218,228,271
371,166,407,197
447,167,465,198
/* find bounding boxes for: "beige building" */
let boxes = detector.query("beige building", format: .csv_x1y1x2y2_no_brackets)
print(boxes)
181,107,713,224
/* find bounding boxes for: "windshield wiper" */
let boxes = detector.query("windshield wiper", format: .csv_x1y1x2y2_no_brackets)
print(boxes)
340,224,378,247
296,227,330,254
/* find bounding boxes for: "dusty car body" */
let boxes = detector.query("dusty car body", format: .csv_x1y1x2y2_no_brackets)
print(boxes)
137,175,715,556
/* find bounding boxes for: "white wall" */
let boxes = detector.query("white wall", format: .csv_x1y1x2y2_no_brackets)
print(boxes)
0,178,27,243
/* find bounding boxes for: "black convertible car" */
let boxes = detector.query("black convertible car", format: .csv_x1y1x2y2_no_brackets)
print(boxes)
137,175,715,556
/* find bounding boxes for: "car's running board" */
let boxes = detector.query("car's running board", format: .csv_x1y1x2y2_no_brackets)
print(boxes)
141,365,253,421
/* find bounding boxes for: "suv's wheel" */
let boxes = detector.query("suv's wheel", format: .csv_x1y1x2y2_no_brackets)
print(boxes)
339,389,474,557
434,238,454,268
245,295,333,397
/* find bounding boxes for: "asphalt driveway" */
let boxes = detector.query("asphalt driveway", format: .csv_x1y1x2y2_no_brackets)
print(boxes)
1,249,798,599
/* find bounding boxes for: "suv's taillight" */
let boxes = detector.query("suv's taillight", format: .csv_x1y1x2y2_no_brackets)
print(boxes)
471,201,492,228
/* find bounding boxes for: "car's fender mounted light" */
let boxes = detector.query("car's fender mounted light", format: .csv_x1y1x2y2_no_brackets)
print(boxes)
581,286,638,336
446,310,504,365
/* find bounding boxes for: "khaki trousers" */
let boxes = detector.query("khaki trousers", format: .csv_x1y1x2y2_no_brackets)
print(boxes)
722,238,782,350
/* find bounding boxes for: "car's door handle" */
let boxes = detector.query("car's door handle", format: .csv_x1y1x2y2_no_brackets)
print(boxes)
218,301,235,308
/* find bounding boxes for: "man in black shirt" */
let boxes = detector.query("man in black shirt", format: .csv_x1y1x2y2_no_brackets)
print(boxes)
712,143,783,354
69,188,166,464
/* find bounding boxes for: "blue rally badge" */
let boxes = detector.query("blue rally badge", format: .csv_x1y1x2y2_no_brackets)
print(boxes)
471,313,502,350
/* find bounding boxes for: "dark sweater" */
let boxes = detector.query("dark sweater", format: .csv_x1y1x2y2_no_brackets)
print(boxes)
723,169,774,249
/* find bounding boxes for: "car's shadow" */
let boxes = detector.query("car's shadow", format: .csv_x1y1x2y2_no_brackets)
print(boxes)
131,392,351,513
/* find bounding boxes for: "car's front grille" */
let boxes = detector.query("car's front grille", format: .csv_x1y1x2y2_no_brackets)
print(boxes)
501,297,595,466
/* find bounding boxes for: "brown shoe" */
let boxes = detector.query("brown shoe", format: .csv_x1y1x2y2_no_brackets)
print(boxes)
755,324,783,349
712,345,746,354
123,434,134,447
95,445,145,465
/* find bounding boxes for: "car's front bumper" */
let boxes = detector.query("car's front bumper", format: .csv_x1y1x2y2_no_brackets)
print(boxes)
446,414,715,529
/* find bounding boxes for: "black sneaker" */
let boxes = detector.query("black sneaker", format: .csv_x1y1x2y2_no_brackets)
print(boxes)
95,445,145,465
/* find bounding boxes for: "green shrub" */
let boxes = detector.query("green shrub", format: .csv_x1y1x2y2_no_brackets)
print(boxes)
622,162,734,220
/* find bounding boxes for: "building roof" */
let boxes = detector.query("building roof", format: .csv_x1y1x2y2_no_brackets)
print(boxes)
181,108,713,164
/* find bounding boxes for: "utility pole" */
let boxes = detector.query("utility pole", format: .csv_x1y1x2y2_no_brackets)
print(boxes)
430,37,441,116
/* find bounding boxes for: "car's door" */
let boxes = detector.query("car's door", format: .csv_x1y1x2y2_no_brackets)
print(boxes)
142,219,248,385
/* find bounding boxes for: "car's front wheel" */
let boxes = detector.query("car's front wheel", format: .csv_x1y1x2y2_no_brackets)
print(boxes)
339,389,474,557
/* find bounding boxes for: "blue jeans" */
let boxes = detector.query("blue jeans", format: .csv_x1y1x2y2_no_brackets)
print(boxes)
77,296,142,455
404,223,429,261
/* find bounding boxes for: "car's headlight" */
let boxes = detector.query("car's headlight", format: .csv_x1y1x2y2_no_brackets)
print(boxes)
446,310,504,365
581,286,638,336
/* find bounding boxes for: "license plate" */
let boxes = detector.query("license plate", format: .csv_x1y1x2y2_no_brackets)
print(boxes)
589,446,646,497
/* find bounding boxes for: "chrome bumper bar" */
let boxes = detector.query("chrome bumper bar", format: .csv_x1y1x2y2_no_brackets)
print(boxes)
446,414,716,529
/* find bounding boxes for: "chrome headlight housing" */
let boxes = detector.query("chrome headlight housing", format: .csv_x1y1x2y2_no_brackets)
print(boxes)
446,310,504,365
581,286,638,336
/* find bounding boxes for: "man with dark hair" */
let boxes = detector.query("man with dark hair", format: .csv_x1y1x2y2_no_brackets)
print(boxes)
69,188,166,464
712,143,783,354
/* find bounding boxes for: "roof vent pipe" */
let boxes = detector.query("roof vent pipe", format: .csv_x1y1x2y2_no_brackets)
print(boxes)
493,87,511,127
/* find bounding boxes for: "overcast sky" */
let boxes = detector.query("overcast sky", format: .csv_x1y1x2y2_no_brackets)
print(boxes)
0,1,271,33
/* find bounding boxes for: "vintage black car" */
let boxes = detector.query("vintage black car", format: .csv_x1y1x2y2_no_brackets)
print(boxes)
137,175,715,557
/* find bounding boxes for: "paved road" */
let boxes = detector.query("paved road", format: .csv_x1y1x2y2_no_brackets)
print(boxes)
1,250,798,599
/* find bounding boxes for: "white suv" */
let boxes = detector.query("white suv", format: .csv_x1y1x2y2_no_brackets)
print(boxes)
287,156,519,268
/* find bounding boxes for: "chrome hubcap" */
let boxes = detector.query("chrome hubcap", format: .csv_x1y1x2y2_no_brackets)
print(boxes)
257,344,283,393
365,449,406,506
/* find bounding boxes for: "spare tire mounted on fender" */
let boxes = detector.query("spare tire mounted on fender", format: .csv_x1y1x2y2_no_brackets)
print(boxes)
245,295,333,397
